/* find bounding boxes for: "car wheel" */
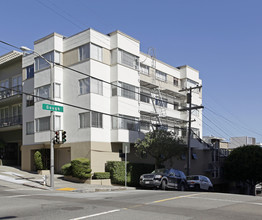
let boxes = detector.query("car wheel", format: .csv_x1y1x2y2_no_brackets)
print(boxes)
195,184,200,191
208,187,214,192
161,180,167,190
180,183,185,191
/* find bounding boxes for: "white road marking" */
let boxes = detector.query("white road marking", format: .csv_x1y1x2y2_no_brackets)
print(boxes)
0,174,28,184
2,172,24,177
69,209,120,220
4,194,32,198
188,196,262,206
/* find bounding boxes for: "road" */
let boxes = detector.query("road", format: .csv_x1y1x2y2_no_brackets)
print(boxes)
0,182,262,219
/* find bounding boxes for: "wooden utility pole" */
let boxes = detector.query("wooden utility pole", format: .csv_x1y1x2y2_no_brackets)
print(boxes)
179,85,203,176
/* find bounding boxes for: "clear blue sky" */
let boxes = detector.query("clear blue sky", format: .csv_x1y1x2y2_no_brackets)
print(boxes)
1,0,262,142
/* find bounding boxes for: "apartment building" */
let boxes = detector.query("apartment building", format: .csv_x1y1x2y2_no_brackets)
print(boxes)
229,136,256,149
0,51,23,166
21,28,202,173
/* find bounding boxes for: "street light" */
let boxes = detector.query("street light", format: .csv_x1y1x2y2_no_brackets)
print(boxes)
21,46,55,189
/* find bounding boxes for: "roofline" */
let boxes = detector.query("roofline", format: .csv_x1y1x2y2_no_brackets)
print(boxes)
177,65,199,73
140,51,180,71
108,30,140,43
0,50,22,66
34,32,64,45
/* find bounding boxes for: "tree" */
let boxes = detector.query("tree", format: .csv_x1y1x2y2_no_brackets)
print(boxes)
134,129,186,169
224,145,262,195
34,151,43,170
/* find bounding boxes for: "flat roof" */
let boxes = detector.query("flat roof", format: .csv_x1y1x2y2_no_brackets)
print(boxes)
0,50,22,66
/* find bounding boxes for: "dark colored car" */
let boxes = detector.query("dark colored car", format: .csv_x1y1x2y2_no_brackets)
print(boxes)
139,168,187,191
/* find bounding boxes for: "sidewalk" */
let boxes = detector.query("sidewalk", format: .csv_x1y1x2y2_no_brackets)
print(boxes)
0,165,134,192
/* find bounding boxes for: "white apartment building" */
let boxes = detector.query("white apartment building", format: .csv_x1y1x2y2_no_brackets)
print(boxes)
229,136,256,149
21,28,202,173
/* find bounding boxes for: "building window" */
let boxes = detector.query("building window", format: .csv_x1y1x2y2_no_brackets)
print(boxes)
174,127,179,136
174,102,179,110
173,77,179,86
0,79,9,99
118,49,138,69
90,44,102,61
26,95,34,107
35,84,50,101
35,51,55,71
79,44,90,61
192,105,199,117
112,81,138,100
54,83,61,98
26,65,34,79
79,112,103,128
140,92,150,103
12,75,22,95
140,64,149,75
155,97,167,108
112,115,139,131
156,70,167,81
140,121,150,130
54,115,61,131
79,112,90,128
92,112,103,128
26,121,34,135
35,116,50,132
79,77,103,95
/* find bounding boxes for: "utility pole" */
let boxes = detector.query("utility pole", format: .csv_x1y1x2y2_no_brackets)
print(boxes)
179,85,203,176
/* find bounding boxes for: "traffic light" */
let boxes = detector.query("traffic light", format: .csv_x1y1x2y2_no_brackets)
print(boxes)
54,131,60,144
62,130,66,143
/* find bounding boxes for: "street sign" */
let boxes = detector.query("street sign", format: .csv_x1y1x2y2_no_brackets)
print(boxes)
42,104,63,112
122,143,130,153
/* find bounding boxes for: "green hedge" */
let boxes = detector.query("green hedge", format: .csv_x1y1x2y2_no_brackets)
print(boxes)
71,158,92,179
61,163,72,176
105,161,154,186
93,172,110,179
34,151,43,170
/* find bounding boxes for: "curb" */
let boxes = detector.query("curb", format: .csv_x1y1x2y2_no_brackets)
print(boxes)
22,183,50,190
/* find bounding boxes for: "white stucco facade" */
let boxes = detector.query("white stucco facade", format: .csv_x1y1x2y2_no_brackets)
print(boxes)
21,28,203,173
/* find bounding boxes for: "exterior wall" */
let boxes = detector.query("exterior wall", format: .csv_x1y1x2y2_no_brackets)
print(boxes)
229,136,256,149
20,28,203,173
0,52,23,166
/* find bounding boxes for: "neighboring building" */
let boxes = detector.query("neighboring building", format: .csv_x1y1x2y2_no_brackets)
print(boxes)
0,51,23,165
229,136,256,149
19,28,202,173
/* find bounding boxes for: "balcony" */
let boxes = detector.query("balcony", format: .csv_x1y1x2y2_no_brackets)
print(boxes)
0,86,22,106
0,115,22,131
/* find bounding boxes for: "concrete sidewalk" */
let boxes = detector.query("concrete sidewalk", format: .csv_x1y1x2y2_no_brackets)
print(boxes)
0,165,134,192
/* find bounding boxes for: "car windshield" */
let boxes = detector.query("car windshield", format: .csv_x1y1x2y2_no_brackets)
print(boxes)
151,169,168,174
187,176,199,180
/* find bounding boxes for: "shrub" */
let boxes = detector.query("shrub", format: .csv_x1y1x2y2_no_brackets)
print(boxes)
93,172,110,179
61,163,72,176
105,161,154,186
71,158,92,179
34,151,43,170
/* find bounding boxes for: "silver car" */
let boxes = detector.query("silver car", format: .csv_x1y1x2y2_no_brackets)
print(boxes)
187,175,213,191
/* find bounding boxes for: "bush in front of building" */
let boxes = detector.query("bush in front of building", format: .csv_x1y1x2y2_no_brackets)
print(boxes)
61,163,72,176
105,161,154,186
34,151,43,170
92,172,110,179
71,158,92,179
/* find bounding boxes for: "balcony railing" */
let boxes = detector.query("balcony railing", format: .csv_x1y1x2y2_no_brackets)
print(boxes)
0,115,22,128
0,85,22,100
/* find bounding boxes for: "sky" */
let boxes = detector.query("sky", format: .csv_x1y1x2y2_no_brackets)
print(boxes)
1,0,262,142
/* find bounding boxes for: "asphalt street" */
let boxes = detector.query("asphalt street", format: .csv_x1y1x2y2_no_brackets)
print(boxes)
1,180,262,220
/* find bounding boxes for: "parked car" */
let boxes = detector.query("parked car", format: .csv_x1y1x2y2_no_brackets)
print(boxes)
186,175,213,191
256,183,262,194
139,168,188,191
